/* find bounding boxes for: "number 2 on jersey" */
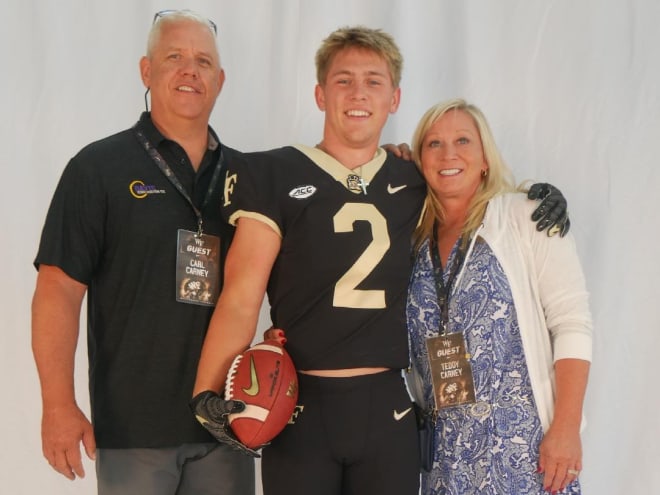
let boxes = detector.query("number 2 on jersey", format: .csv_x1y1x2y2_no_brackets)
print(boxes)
332,203,390,309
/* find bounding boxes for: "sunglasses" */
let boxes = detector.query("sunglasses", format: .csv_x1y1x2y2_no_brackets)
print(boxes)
152,9,217,36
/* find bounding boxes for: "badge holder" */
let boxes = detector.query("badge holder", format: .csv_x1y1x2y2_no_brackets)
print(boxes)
176,229,220,306
426,333,476,410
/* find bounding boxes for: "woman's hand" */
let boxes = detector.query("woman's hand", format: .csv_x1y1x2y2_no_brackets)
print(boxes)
263,327,287,345
538,358,589,492
538,423,582,492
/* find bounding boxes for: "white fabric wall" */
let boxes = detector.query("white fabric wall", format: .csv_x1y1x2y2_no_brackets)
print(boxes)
2,0,658,493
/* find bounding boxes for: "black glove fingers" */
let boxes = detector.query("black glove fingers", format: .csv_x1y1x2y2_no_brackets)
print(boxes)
540,201,562,228
528,183,571,236
531,202,549,223
527,183,551,201
546,211,572,237
559,216,571,237
206,394,244,416
190,391,260,457
536,216,552,232
224,399,247,415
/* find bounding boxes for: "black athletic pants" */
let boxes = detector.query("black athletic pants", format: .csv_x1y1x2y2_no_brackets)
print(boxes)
262,370,420,495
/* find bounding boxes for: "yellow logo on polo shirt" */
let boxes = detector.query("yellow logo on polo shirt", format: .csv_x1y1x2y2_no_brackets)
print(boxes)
129,180,166,199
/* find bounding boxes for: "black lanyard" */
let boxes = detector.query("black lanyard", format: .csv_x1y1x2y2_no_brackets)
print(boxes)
430,224,467,334
133,126,224,237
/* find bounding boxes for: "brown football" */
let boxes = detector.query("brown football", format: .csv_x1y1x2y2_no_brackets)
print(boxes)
224,340,298,449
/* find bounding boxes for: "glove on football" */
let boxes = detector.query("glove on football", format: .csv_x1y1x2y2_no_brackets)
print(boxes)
527,182,571,237
190,390,261,458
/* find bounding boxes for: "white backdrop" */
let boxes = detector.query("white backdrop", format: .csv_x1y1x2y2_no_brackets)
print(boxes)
2,0,659,493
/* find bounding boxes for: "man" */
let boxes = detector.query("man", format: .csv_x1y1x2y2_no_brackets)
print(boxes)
32,10,253,495
190,26,568,495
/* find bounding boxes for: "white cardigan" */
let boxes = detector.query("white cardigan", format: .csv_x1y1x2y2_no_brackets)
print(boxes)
407,192,592,431
470,192,592,431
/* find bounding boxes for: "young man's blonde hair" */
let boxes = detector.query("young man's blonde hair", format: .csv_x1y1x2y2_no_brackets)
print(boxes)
315,26,403,87
411,98,517,250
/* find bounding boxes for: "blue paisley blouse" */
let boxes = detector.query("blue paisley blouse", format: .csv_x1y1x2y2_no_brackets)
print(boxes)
407,237,581,495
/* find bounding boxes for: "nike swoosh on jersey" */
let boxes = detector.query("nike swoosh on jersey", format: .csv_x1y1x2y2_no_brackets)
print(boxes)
241,356,260,396
387,184,407,194
393,407,412,421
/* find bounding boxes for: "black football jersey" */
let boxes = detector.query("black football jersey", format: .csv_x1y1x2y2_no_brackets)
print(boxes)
223,145,425,370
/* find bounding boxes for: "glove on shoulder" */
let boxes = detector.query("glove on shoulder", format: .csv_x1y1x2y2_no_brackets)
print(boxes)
527,182,571,237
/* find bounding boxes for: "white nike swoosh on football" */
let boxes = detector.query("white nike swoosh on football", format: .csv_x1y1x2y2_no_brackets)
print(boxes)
393,407,412,421
387,184,407,194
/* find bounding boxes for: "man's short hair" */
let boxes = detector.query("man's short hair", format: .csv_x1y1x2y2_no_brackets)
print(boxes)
315,26,403,87
146,9,218,59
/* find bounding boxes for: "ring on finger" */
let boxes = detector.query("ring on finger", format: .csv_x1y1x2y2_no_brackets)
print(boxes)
567,469,580,476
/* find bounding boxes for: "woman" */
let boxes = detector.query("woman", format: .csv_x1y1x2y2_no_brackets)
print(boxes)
406,99,592,494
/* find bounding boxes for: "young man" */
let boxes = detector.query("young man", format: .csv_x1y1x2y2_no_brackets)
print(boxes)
190,26,431,495
190,24,572,495
32,10,253,495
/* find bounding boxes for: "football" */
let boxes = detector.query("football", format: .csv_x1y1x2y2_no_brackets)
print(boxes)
224,339,298,449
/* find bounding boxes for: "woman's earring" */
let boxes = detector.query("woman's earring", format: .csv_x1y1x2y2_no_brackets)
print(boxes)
481,169,489,177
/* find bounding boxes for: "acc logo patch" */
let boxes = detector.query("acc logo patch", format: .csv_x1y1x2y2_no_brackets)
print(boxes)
288,185,317,199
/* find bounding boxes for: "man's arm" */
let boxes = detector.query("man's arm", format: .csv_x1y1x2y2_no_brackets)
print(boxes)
31,265,95,480
191,217,281,456
194,217,282,395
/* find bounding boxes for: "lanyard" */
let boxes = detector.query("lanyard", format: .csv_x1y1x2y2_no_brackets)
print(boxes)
430,224,467,334
133,126,224,237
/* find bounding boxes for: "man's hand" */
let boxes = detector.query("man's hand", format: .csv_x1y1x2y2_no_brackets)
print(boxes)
190,390,260,458
382,142,412,161
41,403,96,480
527,183,571,237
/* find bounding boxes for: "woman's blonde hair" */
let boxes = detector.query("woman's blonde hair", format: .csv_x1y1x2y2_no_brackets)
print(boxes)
411,98,516,250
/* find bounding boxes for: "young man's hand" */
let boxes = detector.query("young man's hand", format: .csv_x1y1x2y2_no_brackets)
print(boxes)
528,183,571,237
190,391,260,457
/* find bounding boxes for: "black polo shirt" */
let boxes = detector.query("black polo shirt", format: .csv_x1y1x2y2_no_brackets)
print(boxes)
34,113,243,448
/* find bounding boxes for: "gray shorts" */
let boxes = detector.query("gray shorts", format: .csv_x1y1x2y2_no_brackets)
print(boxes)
96,443,254,495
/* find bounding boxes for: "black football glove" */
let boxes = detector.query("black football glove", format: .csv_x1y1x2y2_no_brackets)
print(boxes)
527,182,571,237
190,390,261,458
